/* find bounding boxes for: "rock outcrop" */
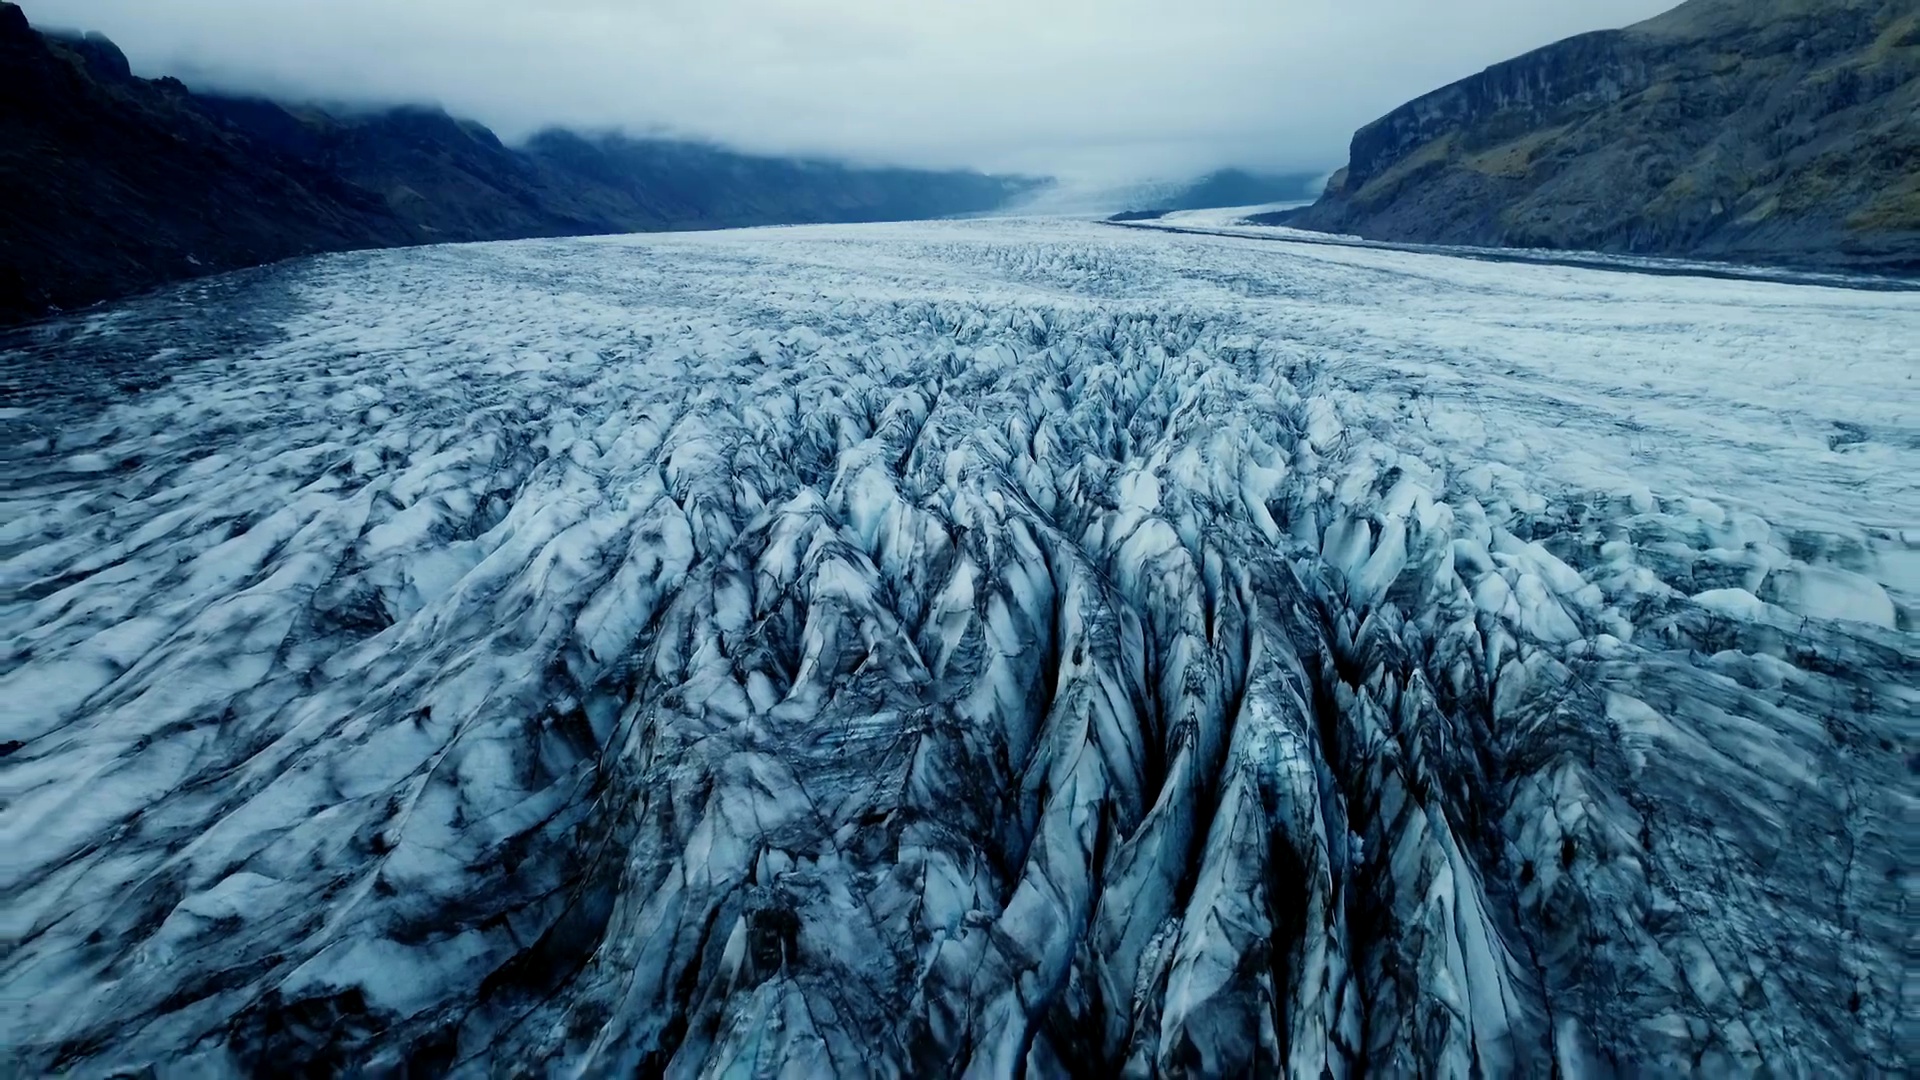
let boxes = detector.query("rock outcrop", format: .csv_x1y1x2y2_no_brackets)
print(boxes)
0,3,1036,326
1282,0,1920,271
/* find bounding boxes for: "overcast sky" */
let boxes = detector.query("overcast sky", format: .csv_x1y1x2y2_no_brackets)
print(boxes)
29,0,1676,181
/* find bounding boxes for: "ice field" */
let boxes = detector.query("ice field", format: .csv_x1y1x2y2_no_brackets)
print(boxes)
2,218,1913,1075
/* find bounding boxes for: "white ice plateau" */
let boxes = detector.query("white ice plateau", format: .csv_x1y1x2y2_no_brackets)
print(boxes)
2,219,1914,1077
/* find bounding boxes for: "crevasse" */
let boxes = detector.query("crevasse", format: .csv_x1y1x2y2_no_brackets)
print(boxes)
1,220,1910,1077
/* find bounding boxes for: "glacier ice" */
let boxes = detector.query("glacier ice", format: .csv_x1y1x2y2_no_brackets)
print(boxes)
1,220,1912,1077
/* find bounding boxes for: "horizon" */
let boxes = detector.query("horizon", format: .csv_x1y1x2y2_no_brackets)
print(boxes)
23,0,1678,185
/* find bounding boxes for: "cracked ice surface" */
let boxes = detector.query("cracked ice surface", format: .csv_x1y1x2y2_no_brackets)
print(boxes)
2,220,1913,1077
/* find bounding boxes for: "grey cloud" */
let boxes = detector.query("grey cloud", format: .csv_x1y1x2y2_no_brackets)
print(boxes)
28,0,1679,180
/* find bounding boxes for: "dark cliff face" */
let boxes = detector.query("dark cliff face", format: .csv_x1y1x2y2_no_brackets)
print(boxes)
0,2,1037,326
0,5,418,327
1286,0,1920,271
1342,31,1648,193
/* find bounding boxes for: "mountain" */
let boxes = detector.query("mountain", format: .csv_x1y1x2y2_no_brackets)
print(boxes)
1279,0,1920,271
1102,168,1325,221
521,131,1030,230
0,3,1036,326
0,7,415,328
1162,167,1322,211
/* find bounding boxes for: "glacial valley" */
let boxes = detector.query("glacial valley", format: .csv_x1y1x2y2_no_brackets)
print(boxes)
1,219,1912,1076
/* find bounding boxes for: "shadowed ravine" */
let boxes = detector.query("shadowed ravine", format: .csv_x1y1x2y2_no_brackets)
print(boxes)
1,220,1910,1077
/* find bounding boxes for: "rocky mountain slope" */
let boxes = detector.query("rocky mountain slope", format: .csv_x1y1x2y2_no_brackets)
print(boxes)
1281,0,1920,271
0,3,1034,326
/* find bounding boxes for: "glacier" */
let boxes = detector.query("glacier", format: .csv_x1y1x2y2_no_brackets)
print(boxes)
1,219,1913,1077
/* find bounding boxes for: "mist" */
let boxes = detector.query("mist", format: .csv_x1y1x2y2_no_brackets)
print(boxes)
27,0,1679,181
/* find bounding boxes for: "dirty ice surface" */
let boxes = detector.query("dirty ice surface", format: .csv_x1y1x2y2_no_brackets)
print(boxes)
2,219,1913,1076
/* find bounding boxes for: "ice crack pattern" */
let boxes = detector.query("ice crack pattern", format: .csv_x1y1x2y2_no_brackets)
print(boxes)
2,219,1913,1077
